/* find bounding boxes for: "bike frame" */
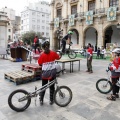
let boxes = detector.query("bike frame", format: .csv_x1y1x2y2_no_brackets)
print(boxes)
19,70,65,102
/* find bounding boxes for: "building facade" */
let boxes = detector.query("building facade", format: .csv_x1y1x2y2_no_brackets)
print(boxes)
50,0,120,50
21,1,50,39
1,7,16,41
0,11,9,48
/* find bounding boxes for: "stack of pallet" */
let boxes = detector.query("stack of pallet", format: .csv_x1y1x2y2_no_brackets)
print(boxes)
4,63,42,85
22,63,42,81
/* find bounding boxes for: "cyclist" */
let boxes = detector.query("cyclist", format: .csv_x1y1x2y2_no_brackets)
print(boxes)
61,31,73,54
38,41,60,105
107,49,120,101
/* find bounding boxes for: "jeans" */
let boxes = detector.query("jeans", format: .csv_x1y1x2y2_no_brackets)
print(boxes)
61,40,66,53
39,79,55,102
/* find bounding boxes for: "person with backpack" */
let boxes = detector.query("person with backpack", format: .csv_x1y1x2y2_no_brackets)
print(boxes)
61,31,73,54
34,36,40,54
38,41,60,105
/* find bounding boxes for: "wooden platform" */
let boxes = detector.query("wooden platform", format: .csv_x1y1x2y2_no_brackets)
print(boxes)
4,71,34,85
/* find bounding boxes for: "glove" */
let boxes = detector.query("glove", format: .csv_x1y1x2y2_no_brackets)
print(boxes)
108,66,116,71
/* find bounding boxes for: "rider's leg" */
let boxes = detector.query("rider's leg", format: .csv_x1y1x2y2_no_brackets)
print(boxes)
49,78,55,105
39,79,48,103
62,40,66,53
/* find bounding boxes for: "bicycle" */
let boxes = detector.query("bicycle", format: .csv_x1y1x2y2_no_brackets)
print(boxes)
96,68,120,94
56,42,77,59
8,69,72,112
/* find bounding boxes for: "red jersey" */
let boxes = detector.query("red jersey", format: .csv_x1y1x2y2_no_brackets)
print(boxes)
38,50,60,65
34,37,38,43
87,47,93,55
112,57,120,69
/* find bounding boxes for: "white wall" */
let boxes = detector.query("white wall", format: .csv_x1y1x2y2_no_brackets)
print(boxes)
85,28,97,47
0,26,7,48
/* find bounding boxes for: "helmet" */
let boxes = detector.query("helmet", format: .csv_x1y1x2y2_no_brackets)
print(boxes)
42,41,50,49
68,31,73,34
112,48,120,53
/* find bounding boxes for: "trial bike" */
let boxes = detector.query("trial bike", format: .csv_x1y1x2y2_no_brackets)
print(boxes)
8,70,72,112
56,43,77,59
96,68,120,94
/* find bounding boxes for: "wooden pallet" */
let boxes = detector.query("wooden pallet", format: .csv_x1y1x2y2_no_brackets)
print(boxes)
4,71,34,85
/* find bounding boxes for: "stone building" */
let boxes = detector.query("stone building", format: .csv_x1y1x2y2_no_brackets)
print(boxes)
50,0,120,50
0,11,8,48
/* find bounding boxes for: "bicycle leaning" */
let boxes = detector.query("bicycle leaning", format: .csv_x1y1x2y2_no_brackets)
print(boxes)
56,42,77,59
96,68,120,94
8,69,73,112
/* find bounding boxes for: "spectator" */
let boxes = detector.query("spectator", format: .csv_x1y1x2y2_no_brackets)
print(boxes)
96,47,101,59
86,43,93,73
34,36,40,54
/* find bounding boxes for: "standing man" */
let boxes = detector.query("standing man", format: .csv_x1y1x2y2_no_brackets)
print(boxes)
61,31,73,54
38,41,60,105
34,36,40,54
86,43,93,73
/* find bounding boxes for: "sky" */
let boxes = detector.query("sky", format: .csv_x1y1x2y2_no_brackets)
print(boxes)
0,0,51,16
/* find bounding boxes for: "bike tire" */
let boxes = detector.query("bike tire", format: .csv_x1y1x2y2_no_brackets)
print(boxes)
54,86,72,107
8,89,31,112
96,79,112,94
68,51,77,59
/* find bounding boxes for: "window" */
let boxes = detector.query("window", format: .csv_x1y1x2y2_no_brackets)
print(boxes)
46,33,49,36
32,12,36,15
88,0,95,11
8,29,11,32
32,19,35,22
109,0,119,7
42,26,45,29
42,14,45,17
57,9,62,18
37,19,40,23
71,5,77,14
32,25,36,29
8,22,10,25
21,20,23,24
42,20,45,23
8,35,11,39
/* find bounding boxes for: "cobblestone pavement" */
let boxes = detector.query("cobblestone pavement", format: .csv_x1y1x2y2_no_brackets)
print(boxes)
0,57,120,120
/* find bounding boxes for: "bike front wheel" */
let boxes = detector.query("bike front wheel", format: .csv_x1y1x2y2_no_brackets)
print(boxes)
54,86,72,107
8,89,31,112
96,79,112,94
68,51,77,59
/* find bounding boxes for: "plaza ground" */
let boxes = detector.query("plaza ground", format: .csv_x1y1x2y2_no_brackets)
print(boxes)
0,56,120,120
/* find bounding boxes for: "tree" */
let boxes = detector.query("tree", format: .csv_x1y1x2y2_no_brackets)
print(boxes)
21,31,42,45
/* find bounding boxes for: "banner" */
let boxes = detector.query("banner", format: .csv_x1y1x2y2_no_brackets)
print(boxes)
69,14,75,26
86,11,93,25
107,7,116,21
54,18,59,28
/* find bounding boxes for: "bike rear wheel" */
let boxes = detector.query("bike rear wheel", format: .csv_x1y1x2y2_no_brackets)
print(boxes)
54,86,72,107
68,51,77,59
8,89,31,112
96,79,112,94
